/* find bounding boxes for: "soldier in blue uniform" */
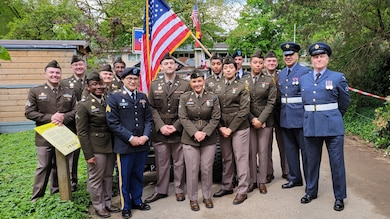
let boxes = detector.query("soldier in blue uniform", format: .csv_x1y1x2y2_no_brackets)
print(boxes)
299,42,350,211
279,42,311,190
106,67,153,218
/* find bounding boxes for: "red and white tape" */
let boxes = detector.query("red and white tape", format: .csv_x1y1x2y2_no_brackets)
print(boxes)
348,87,388,101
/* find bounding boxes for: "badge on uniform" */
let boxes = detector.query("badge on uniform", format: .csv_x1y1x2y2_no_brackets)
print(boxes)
261,82,266,88
215,85,222,93
232,87,237,94
91,105,100,113
326,80,333,90
69,83,74,89
292,78,299,85
38,92,47,100
208,82,215,87
139,99,147,108
63,93,72,101
106,105,111,112
187,98,195,105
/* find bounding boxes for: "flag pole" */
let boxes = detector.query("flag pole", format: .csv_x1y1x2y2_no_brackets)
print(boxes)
190,31,211,58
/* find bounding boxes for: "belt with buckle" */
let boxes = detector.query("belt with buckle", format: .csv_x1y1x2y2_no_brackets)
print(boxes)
281,97,302,104
304,103,338,111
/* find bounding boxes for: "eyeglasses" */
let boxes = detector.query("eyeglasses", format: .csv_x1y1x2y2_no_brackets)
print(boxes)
124,76,139,81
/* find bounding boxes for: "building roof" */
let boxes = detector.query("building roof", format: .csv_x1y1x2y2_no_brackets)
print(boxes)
0,40,91,53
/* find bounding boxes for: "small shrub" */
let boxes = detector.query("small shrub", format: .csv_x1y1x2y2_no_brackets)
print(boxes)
372,101,390,151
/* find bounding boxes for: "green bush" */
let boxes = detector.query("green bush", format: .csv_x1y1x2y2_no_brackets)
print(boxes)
0,130,90,219
373,101,390,151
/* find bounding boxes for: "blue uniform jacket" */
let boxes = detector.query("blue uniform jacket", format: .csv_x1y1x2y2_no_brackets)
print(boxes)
279,63,311,128
300,69,350,137
106,89,153,154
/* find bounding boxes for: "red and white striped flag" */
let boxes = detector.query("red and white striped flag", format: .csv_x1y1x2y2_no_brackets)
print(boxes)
190,3,202,48
140,0,191,93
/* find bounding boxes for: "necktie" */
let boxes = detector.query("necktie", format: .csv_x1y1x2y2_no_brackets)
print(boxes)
315,73,321,82
287,69,291,76
53,88,58,95
253,76,257,84
101,97,106,107
131,92,135,100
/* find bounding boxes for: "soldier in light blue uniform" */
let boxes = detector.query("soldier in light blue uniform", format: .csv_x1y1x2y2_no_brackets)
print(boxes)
299,42,350,212
279,42,311,190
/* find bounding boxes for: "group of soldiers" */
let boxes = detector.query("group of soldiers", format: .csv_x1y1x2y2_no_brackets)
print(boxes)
25,41,350,219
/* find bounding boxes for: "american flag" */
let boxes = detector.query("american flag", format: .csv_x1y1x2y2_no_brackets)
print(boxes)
140,0,191,93
190,3,202,48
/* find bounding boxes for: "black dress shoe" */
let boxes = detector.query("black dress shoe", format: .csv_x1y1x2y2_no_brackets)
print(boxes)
247,183,258,193
144,193,168,203
122,210,132,219
132,203,151,211
213,189,234,198
334,199,344,211
282,181,303,189
300,194,317,204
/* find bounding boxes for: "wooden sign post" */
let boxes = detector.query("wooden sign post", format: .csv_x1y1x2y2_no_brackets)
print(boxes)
55,149,72,200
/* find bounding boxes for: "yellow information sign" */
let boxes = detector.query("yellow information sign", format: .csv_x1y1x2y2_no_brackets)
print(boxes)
34,123,80,156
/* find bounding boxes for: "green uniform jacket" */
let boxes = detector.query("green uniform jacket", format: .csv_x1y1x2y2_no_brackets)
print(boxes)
148,75,191,143
76,94,113,160
178,91,221,147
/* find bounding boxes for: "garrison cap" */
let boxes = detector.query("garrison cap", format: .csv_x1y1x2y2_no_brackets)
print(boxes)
265,50,277,58
250,49,263,59
190,69,204,79
160,52,175,64
280,42,301,55
121,67,140,79
86,71,101,83
232,50,243,59
45,60,61,70
223,56,237,69
99,64,112,73
71,55,84,64
113,56,126,65
308,42,332,57
210,52,223,61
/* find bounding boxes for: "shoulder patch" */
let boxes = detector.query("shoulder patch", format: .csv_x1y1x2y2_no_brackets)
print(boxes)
106,105,111,112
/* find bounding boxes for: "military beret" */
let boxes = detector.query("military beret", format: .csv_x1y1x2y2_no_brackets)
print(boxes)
223,56,237,69
86,71,101,83
160,52,175,64
121,67,140,79
99,64,112,73
280,42,301,55
113,56,126,65
265,50,277,59
308,42,332,57
45,60,61,70
210,52,223,61
250,49,263,59
71,55,84,64
232,50,243,59
190,69,204,79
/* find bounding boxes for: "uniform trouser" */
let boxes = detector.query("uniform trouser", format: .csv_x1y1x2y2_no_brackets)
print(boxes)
282,128,307,186
250,127,272,184
268,126,289,176
304,135,347,199
68,148,80,187
117,151,147,210
183,144,216,201
88,153,115,211
153,142,185,194
220,128,249,194
31,146,59,200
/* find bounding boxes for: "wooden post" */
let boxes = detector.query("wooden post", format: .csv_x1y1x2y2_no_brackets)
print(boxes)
190,32,212,57
55,149,72,200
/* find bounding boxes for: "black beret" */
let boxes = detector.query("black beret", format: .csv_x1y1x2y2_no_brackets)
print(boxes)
232,50,243,59
280,42,301,55
99,64,112,73
71,55,84,64
121,67,140,79
190,69,204,79
113,56,126,65
45,60,61,70
265,50,277,58
86,71,101,83
210,52,223,61
308,42,332,57
160,52,175,64
250,49,263,59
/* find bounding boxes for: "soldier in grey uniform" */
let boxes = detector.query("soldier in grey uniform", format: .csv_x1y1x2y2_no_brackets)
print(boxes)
112,57,126,89
178,70,221,211
60,55,88,191
145,53,191,203
76,72,120,218
242,50,277,194
205,52,224,91
212,57,250,205
263,51,289,183
25,60,76,202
